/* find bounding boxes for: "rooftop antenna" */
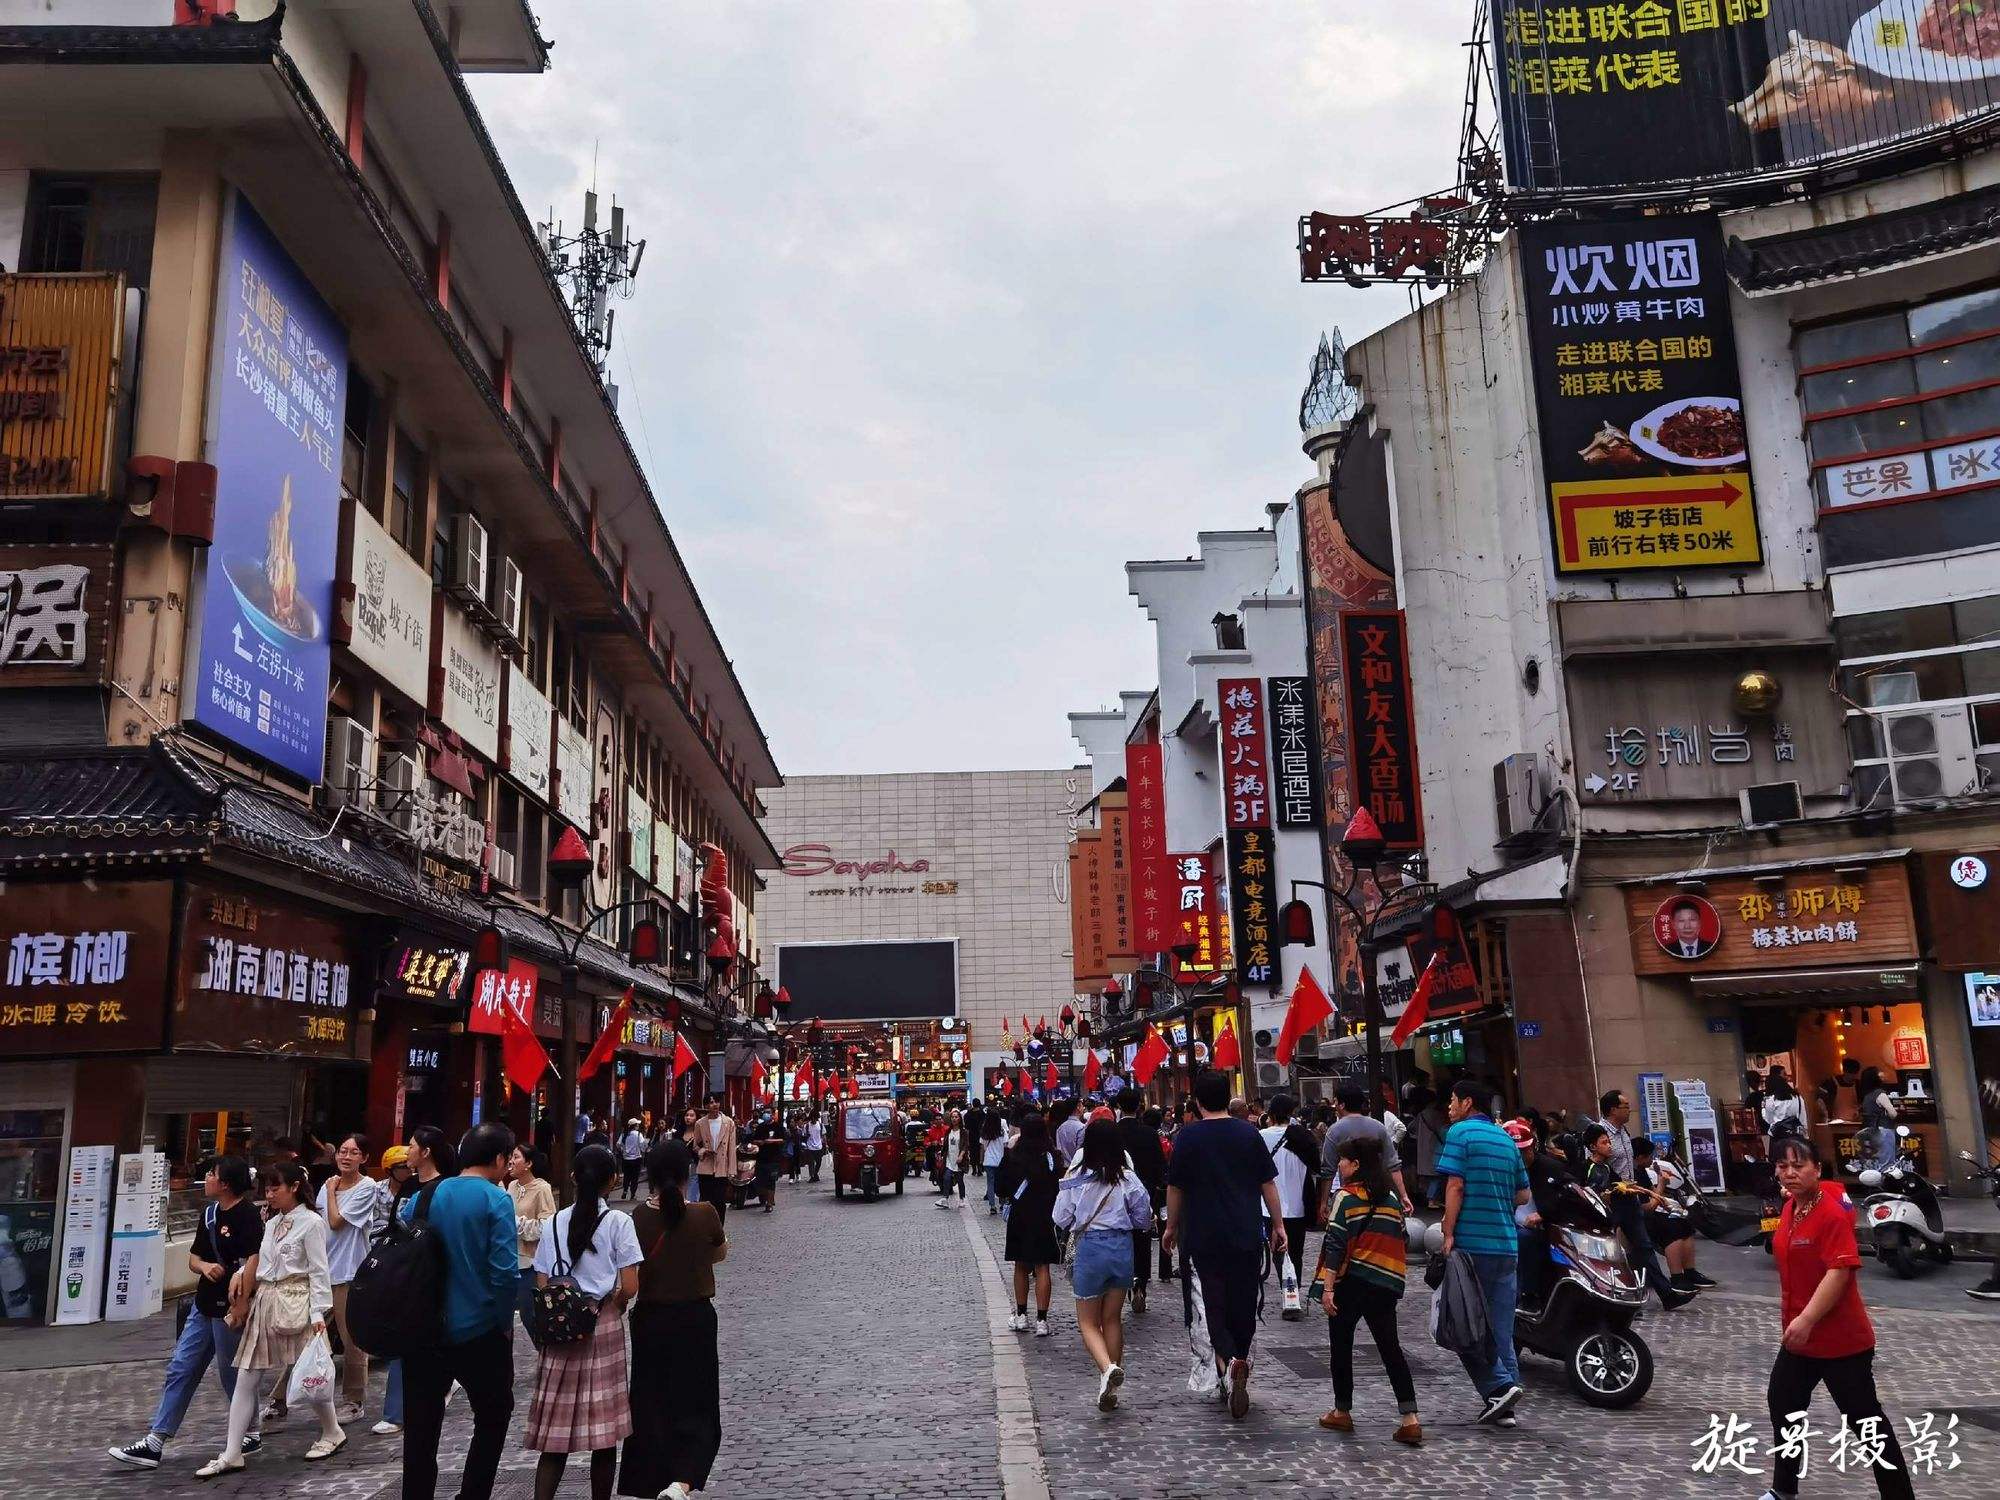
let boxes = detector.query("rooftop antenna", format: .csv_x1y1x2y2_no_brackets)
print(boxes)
539,157,646,398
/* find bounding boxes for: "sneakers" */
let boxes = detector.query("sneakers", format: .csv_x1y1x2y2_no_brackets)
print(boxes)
1228,1358,1251,1419
934,1198,956,1210
335,1401,365,1426
1659,1285,1698,1311
1679,1268,1718,1289
1034,1317,1053,1338
1477,1384,1524,1424
1131,1284,1147,1314
1966,1279,2000,1301
1096,1363,1124,1411
1496,1415,1519,1429
370,1421,403,1436
107,1438,162,1470
1007,1311,1028,1332
241,1435,262,1456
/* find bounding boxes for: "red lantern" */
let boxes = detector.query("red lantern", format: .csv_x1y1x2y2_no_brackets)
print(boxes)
548,825,593,890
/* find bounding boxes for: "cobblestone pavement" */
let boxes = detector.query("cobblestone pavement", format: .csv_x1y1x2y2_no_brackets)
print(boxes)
970,1205,2000,1499
13,1176,2000,1497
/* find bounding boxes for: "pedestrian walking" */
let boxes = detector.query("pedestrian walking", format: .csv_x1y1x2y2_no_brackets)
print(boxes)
1258,1095,1316,1294
1052,1119,1154,1410
750,1109,788,1213
1762,1068,1809,1152
108,1157,264,1470
619,1140,726,1500
998,1112,1062,1336
525,1145,642,1500
692,1097,736,1226
1411,1088,1449,1208
194,1162,346,1476
1760,1135,1914,1500
374,1132,451,1438
316,1132,389,1427
1053,1097,1085,1164
963,1101,987,1177
1114,1090,1167,1314
1318,1086,1410,1221
617,1120,647,1200
801,1110,825,1183
981,1112,1008,1214
1162,1070,1287,1420
1316,1135,1421,1446
399,1123,519,1500
1436,1079,1536,1426
509,1145,557,1320
934,1110,968,1209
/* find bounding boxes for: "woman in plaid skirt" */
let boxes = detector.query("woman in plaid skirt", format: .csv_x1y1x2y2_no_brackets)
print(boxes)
526,1145,642,1500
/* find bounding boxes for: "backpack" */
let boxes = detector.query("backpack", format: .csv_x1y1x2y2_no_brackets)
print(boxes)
345,1179,444,1360
525,1209,603,1350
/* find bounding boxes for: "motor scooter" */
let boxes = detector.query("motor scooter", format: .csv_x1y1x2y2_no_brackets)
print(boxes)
1411,1167,1653,1409
1850,1124,1951,1278
1956,1147,2000,1300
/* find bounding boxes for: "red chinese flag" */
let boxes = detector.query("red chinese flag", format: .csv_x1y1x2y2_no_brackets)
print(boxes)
1276,966,1332,1065
671,1031,701,1081
1019,1067,1034,1096
578,987,633,1081
1391,952,1446,1049
1083,1048,1102,1095
844,1073,858,1100
500,1006,551,1095
1132,1022,1169,1086
1044,1057,1060,1093
793,1055,815,1099
1211,1017,1241,1071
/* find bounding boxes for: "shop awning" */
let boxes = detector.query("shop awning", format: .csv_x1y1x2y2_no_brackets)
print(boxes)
1690,964,1922,1000
1725,183,2000,295
1615,849,1911,887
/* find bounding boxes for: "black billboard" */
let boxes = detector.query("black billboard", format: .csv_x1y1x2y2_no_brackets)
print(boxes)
1223,826,1277,992
1496,1,2000,196
1267,676,1325,828
1518,216,1765,575
775,941,958,1021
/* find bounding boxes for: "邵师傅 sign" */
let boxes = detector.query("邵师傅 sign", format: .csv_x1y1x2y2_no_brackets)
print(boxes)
0,271,125,499
1494,1,2000,199
1339,610,1424,849
191,193,345,781
502,663,553,803
1519,217,1762,576
1626,860,1918,976
1224,826,1277,991
176,880,363,1058
0,882,172,1053
0,544,113,686
336,500,430,706
434,600,501,762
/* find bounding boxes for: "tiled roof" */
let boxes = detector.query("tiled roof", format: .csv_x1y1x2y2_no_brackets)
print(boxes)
1726,182,2000,293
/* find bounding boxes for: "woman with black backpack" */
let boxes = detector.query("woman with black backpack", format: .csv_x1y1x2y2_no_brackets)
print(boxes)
998,1111,1062,1337
524,1144,642,1500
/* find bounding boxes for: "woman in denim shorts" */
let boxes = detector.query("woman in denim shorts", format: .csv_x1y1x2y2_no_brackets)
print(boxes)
1053,1119,1157,1412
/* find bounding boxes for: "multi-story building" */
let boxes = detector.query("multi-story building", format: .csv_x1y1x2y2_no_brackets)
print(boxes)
0,0,777,1323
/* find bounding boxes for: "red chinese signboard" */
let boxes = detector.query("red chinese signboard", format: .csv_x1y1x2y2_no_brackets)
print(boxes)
1169,851,1223,982
1339,610,1424,851
1218,678,1271,829
1125,742,1171,951
468,957,540,1037
1102,790,1134,963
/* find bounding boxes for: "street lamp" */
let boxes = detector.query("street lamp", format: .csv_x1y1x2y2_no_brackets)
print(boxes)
1276,807,1435,1125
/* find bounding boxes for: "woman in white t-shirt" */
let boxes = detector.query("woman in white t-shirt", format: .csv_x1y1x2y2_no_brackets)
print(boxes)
526,1145,643,1496
316,1133,389,1423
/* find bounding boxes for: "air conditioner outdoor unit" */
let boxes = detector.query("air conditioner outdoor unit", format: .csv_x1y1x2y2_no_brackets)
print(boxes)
447,513,490,608
492,847,517,889
494,556,524,644
381,753,422,833
1494,752,1545,842
1296,1077,1333,1106
1739,780,1803,828
1882,705,1976,806
1255,1061,1285,1090
1292,1033,1322,1061
325,715,375,811
1252,1028,1278,1060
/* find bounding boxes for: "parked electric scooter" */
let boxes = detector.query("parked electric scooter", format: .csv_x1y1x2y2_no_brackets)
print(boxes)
1957,1148,2000,1300
1850,1124,1951,1278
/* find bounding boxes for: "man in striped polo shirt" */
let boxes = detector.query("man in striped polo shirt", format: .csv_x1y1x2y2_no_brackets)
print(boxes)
1437,1079,1538,1425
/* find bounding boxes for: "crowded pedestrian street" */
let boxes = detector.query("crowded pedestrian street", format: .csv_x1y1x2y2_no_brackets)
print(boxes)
12,1170,1996,1499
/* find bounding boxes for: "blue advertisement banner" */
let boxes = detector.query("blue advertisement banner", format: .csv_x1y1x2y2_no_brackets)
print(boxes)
190,193,346,781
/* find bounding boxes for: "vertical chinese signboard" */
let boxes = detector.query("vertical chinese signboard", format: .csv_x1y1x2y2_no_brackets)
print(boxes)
192,193,346,781
1267,676,1323,828
1218,679,1271,829
1217,678,1277,991
1168,852,1223,983
0,270,125,499
1070,828,1110,991
1339,611,1424,850
1124,742,1171,952
1101,788,1135,965
1519,217,1761,576
1225,827,1277,991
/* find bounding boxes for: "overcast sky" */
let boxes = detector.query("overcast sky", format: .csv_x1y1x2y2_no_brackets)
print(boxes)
473,2,1463,776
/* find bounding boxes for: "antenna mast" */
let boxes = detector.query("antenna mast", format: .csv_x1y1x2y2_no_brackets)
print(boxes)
539,190,647,392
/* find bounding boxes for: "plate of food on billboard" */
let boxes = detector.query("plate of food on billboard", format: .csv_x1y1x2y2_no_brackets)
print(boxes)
1626,395,1749,469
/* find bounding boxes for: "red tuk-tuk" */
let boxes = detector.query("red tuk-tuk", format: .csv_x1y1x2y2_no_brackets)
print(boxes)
831,1100,904,1200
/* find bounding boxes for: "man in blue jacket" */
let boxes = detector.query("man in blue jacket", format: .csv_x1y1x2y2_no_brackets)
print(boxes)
401,1121,519,1500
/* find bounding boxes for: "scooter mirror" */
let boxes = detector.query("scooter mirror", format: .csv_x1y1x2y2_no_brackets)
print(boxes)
1962,1150,1978,1162
1895,1124,1912,1138
1858,1169,1883,1188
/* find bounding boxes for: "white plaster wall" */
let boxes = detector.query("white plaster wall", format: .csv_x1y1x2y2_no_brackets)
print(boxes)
1067,711,1131,798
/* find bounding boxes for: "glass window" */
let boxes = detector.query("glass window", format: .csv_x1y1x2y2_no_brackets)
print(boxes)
1952,594,2000,648
1806,406,1920,463
1797,311,1908,369
1802,358,1916,415
1908,286,2000,345
1835,604,1955,658
1853,762,1892,809
1846,715,1884,761
1963,644,2000,698
525,596,550,692
1916,334,2000,393
1841,655,1967,706
1921,384,2000,443
1975,700,2000,748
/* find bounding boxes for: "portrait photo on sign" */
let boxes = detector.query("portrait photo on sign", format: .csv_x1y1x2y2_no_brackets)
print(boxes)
1654,893,1723,960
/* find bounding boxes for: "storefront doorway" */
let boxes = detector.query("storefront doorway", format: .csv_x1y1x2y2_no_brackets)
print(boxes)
1741,994,1940,1175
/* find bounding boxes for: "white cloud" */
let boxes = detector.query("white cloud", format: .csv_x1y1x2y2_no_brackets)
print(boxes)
474,1,1464,774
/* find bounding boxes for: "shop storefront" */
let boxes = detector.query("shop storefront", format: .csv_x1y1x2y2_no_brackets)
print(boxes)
1621,855,1952,1185
1917,848,2000,1178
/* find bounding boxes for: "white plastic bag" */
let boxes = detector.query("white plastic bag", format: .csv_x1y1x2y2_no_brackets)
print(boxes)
1279,1252,1302,1320
286,1330,336,1408
1184,1268,1220,1398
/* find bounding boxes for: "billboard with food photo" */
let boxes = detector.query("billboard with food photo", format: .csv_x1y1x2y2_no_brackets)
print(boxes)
1519,216,1764,575
1496,0,2000,197
190,192,346,781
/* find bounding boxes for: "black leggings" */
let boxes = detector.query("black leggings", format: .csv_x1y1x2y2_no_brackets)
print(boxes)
1766,1348,1913,1500
1327,1279,1417,1415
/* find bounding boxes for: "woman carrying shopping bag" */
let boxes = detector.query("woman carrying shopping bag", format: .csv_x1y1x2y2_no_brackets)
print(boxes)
196,1162,345,1476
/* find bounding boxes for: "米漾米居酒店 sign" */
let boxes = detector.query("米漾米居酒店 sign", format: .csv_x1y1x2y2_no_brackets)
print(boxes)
191,192,346,782
0,271,125,500
1519,217,1762,576
1494,1,2000,198
1267,676,1324,828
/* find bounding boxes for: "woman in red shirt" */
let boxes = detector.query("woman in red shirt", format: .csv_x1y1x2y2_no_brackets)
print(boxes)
1762,1136,1913,1500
